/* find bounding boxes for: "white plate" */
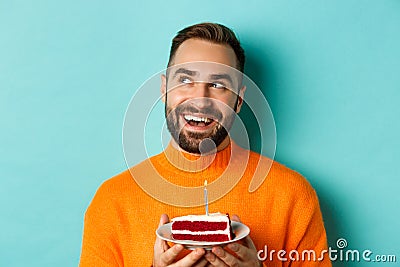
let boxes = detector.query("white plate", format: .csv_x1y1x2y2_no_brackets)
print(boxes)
156,221,250,250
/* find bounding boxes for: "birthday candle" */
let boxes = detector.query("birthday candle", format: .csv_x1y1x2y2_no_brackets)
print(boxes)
204,180,209,216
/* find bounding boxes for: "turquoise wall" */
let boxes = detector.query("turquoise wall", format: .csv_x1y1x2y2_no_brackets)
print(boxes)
1,1,399,266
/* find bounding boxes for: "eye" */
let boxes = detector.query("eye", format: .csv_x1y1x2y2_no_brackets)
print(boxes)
210,82,226,89
179,76,193,85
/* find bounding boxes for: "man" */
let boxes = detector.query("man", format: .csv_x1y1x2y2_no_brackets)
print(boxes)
80,23,331,266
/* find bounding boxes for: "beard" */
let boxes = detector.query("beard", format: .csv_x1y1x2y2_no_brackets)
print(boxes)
165,101,236,154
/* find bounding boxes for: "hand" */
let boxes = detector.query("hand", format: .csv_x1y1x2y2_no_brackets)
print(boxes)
204,215,262,267
153,214,208,267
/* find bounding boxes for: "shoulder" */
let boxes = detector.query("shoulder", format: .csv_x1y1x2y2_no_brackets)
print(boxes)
270,159,314,192
95,152,164,192
85,169,133,215
94,169,134,197
246,149,317,200
88,155,161,205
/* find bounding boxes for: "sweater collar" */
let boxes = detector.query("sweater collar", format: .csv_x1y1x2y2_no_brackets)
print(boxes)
163,141,233,173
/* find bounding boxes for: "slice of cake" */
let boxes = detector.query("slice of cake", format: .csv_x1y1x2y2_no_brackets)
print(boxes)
171,213,235,242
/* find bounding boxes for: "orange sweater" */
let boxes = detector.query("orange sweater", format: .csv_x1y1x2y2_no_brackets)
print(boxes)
80,142,331,266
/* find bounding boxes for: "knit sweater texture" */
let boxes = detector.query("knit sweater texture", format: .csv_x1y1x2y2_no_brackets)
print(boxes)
80,142,331,266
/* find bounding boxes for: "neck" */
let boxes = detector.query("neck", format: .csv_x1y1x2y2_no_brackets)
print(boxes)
165,137,233,173
170,136,231,156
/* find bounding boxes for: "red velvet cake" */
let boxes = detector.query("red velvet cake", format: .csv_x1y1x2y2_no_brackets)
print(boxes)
171,213,234,242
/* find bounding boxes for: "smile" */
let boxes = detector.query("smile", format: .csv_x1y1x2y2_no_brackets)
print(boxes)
183,114,215,127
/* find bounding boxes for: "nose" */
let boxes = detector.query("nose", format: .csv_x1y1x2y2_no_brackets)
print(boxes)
192,82,210,98
191,82,213,109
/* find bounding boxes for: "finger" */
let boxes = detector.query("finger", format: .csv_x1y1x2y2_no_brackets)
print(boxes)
227,241,254,261
231,214,241,222
160,244,185,265
210,246,239,266
155,214,170,252
204,251,229,266
242,235,257,251
192,256,209,267
230,215,257,253
175,248,206,266
159,214,170,226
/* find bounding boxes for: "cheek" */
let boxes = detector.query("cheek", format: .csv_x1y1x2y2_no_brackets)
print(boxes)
217,94,238,111
166,91,187,107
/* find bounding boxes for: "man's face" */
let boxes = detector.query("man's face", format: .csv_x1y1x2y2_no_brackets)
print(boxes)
162,39,245,154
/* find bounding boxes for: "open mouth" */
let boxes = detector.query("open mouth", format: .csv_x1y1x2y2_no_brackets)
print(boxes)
183,114,215,127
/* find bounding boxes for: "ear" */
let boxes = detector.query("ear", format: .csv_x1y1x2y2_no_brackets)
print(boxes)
235,85,246,113
160,74,167,103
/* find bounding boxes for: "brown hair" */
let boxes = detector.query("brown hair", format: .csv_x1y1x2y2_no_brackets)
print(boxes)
167,22,245,72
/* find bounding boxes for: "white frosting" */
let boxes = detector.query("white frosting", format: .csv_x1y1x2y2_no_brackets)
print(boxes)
171,212,229,222
171,229,230,235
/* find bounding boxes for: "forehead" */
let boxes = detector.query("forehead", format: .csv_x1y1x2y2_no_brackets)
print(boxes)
172,39,238,69
169,61,238,79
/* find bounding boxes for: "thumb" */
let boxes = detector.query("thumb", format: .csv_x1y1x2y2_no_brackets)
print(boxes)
155,214,170,252
231,214,241,222
158,214,170,227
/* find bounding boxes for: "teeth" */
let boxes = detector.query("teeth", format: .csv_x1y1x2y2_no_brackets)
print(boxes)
184,115,212,123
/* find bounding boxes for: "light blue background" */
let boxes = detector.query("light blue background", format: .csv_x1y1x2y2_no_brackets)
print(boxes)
1,1,399,266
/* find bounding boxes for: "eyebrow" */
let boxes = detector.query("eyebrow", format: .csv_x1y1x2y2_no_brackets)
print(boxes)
172,68,199,79
209,73,233,85
172,68,234,86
